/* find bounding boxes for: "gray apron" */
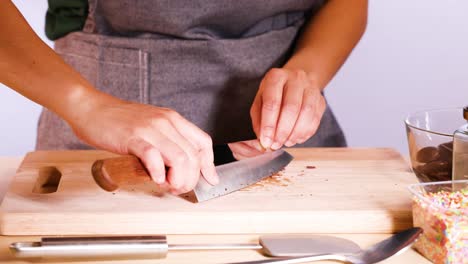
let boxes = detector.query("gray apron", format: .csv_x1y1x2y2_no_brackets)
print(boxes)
36,0,346,150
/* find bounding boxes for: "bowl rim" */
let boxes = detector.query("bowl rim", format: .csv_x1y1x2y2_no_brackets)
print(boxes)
404,107,463,137
407,180,468,213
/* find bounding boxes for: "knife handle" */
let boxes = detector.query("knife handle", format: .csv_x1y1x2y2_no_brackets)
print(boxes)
10,236,168,259
92,155,152,192
91,144,236,192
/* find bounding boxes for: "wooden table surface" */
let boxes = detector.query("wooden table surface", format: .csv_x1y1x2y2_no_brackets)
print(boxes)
0,156,431,264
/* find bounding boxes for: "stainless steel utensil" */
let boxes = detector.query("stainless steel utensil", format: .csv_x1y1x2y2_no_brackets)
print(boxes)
10,234,360,259
228,227,423,264
193,149,293,202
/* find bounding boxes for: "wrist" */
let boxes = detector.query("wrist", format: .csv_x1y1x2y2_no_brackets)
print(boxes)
57,82,112,126
282,63,324,91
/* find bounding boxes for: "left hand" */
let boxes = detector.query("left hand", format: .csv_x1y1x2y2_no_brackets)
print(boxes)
250,68,326,150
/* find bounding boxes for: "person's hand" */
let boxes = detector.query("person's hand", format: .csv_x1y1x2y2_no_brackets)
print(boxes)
69,93,218,195
250,68,326,150
228,139,268,160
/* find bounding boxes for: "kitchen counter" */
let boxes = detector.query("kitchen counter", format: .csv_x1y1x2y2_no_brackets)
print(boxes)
0,156,431,264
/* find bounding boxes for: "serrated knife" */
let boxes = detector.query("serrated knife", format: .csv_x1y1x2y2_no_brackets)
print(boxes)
91,145,293,202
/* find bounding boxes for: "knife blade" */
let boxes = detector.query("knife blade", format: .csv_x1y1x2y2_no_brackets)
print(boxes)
193,149,293,202
91,145,293,202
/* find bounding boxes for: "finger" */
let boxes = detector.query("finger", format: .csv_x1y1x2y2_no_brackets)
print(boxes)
228,140,264,160
127,137,166,184
168,112,219,185
243,139,268,152
259,69,287,149
286,88,323,145
250,96,261,137
271,73,306,150
146,122,200,194
162,134,200,194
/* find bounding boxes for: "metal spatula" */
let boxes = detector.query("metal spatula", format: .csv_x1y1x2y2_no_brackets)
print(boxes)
229,227,423,264
10,234,361,259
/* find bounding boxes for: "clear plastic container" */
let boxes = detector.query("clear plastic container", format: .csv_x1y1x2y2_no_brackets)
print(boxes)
408,180,468,264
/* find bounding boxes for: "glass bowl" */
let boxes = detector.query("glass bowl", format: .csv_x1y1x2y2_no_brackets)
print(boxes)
405,108,466,182
408,180,468,263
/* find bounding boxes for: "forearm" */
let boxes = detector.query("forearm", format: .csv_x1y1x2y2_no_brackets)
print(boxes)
283,0,368,90
0,1,103,123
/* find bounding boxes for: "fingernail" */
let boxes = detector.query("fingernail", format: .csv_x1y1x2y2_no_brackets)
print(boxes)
271,142,282,150
156,176,165,184
253,141,265,152
284,141,295,147
151,174,164,184
261,137,272,149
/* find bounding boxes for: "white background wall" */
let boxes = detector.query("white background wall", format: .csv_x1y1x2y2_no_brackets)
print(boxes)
1,1,467,156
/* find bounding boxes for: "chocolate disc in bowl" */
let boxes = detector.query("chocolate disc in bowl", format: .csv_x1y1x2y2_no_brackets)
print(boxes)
416,146,440,163
437,141,454,163
416,160,452,182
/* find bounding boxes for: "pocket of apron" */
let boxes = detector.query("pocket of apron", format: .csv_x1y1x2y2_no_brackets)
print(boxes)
54,33,150,104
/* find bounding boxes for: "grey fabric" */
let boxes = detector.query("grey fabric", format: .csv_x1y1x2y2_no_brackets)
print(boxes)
36,0,346,150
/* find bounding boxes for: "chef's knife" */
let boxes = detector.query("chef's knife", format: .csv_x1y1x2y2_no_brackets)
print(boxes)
91,144,236,192
91,145,293,202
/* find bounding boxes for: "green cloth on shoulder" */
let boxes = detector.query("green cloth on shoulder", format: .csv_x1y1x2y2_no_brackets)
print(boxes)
45,0,88,40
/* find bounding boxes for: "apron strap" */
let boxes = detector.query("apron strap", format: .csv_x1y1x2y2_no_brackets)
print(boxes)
83,0,98,34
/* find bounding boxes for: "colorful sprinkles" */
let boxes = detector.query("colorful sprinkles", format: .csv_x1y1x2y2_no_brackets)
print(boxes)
412,188,468,264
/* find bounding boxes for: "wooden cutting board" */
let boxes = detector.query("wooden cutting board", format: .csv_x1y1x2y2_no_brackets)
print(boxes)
0,148,417,235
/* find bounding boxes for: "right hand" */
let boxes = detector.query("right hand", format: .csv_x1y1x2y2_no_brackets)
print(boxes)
228,139,269,160
68,93,219,195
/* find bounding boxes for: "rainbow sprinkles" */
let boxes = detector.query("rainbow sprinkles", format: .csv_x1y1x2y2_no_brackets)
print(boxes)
411,184,468,264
